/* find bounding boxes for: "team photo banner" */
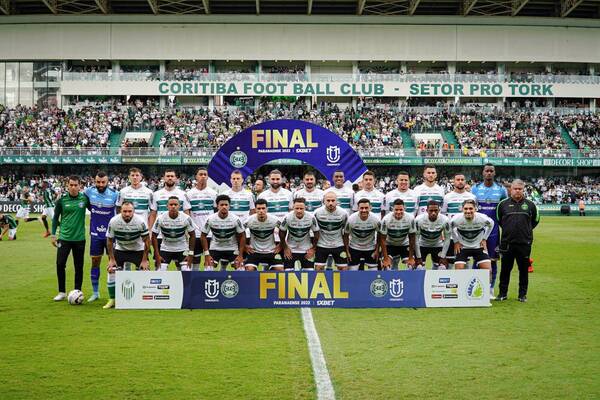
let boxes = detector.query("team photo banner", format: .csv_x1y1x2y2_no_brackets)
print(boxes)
115,270,491,309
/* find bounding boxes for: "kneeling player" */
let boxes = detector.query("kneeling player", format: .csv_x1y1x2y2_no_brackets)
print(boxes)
0,213,18,240
103,201,151,309
344,198,382,271
379,199,417,270
279,197,320,270
313,192,349,271
451,199,494,271
414,201,451,270
151,197,195,271
244,199,283,271
201,195,246,271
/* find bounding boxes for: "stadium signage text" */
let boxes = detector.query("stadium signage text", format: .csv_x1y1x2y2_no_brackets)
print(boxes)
115,270,492,309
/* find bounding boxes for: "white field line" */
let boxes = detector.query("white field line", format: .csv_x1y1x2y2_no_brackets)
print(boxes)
301,308,336,400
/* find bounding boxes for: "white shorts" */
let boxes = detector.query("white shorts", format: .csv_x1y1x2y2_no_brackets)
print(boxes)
16,208,30,219
42,207,55,220
8,228,17,239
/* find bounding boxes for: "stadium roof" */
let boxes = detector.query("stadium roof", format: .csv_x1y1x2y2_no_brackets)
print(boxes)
1,0,599,18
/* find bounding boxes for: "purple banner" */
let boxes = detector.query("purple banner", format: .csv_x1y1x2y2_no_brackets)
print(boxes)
207,119,367,184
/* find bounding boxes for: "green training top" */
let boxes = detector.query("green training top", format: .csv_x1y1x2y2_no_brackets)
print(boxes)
43,188,56,207
52,193,89,241
1,214,17,229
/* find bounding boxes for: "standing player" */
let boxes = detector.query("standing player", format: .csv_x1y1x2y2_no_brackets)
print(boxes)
383,171,418,216
51,176,90,301
253,178,265,202
279,197,320,270
414,200,451,270
186,168,217,271
379,199,417,270
414,165,445,216
451,199,494,271
116,167,154,224
442,173,477,268
257,170,293,222
151,197,196,271
244,199,282,271
103,201,151,309
41,181,58,238
353,171,385,216
84,171,118,303
293,171,324,212
471,164,507,297
325,170,354,214
0,213,18,240
201,195,246,271
223,170,255,223
148,169,191,230
313,192,349,271
345,199,382,271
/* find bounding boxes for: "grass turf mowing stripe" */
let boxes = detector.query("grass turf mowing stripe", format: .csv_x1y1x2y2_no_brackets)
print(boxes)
301,308,335,400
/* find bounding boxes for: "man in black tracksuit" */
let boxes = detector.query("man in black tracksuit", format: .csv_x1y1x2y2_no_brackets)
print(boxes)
496,179,540,302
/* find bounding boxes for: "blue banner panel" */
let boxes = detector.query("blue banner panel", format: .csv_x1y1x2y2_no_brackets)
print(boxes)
181,271,426,309
206,119,368,185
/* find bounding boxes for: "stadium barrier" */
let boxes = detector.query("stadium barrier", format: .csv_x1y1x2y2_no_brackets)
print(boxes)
115,270,491,309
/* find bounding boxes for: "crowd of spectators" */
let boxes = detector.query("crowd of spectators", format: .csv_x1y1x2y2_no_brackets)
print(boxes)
561,113,600,152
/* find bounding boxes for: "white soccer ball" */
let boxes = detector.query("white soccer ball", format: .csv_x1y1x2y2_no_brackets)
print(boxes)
67,289,84,305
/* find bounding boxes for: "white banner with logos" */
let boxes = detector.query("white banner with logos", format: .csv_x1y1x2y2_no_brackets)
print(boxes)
424,269,491,307
116,271,184,309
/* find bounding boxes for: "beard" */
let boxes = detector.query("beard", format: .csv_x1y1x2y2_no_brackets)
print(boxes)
165,181,175,188
270,183,280,190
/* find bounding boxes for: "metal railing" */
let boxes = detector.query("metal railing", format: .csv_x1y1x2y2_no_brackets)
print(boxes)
61,72,600,85
2,146,598,159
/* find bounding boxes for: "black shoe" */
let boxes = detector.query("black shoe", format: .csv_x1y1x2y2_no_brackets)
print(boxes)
495,295,507,301
518,296,527,302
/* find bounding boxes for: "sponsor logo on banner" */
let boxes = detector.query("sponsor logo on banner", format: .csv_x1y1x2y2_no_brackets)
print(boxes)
439,277,450,283
221,278,239,298
370,276,388,297
389,278,404,299
205,279,220,299
444,294,458,299
230,149,248,168
467,277,484,299
326,145,341,164
431,294,442,299
142,295,153,300
157,284,169,289
121,279,135,301
150,279,162,284
154,295,170,300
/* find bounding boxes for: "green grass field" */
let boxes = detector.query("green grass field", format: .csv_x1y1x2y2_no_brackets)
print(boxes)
1,216,599,399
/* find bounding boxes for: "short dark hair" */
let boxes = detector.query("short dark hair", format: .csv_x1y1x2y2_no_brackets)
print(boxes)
427,200,440,208
216,194,230,205
129,167,142,175
397,171,409,178
363,170,375,178
357,198,371,206
294,197,306,204
424,164,436,171
168,196,180,203
393,199,405,207
95,171,107,178
269,169,282,177
196,167,208,175
68,175,80,183
463,199,477,207
484,163,494,169
120,200,134,208
231,169,243,176
164,168,177,176
304,171,315,178
255,198,268,207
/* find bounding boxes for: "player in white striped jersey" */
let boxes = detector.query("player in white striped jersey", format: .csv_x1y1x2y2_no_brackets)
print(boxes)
293,171,324,212
257,169,293,221
344,199,382,271
279,197,320,270
244,199,283,271
379,199,417,270
414,200,451,270
151,197,196,271
383,171,418,216
325,170,354,214
222,170,255,223
104,201,151,309
313,192,349,271
148,169,191,233
186,168,217,270
451,199,494,270
116,167,153,224
201,195,246,271
414,165,445,216
442,173,477,267
353,170,385,216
